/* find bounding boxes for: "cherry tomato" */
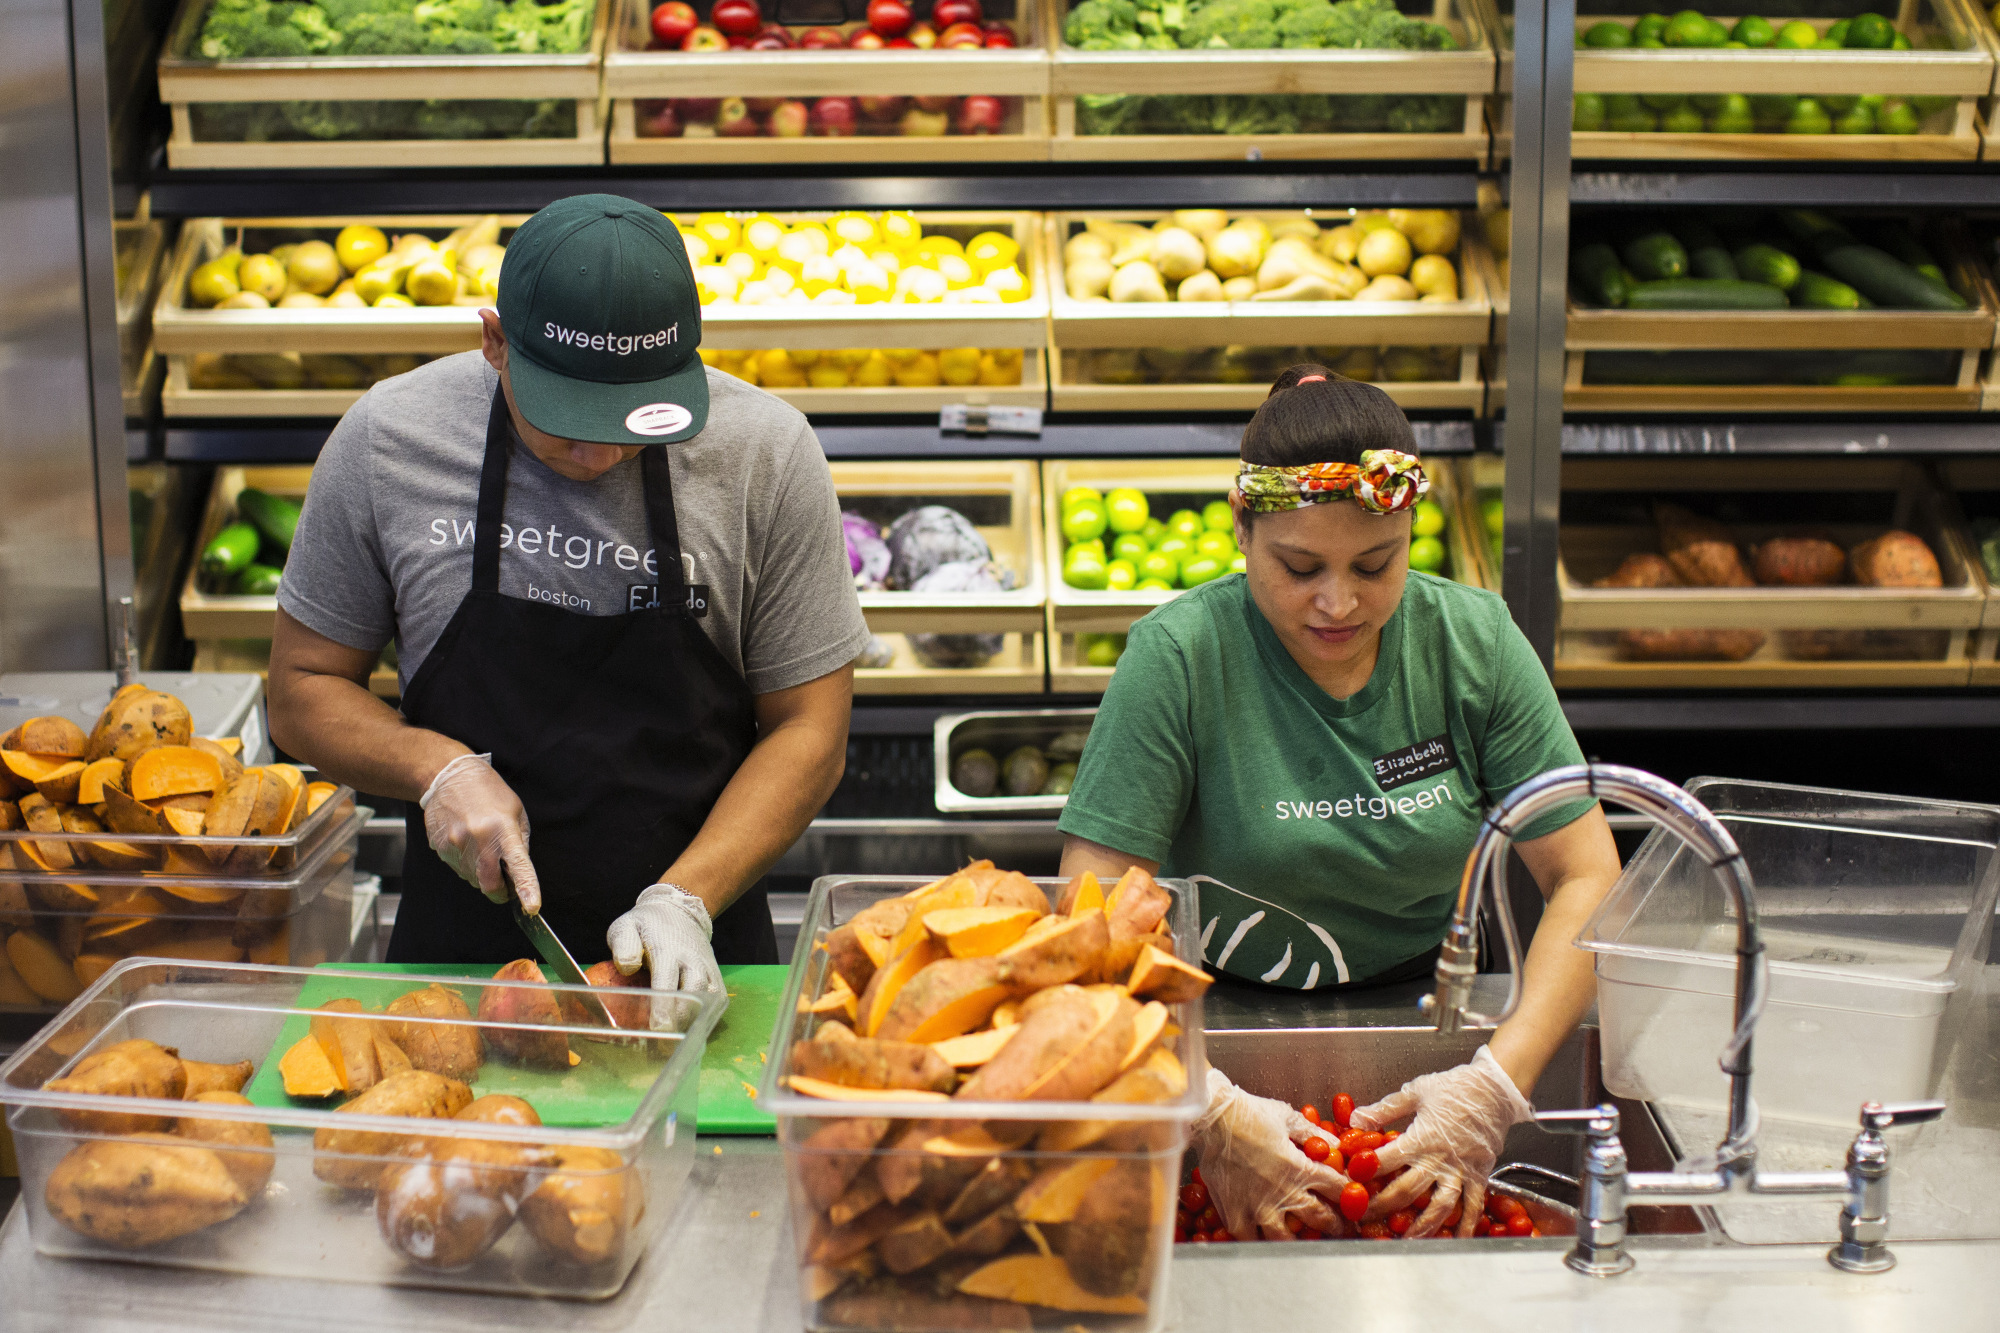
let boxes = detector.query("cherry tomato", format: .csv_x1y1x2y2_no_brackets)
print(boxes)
1347,1149,1379,1183
1364,1179,1384,1198
1413,1191,1433,1215
1348,1130,1386,1155
1338,1181,1369,1223
1189,1231,1209,1243
1388,1210,1414,1236
1299,1135,1331,1164
1358,1221,1392,1240
1383,1130,1400,1142
1337,1130,1368,1156
1284,1214,1305,1235
1302,1104,1322,1125
1191,1168,1205,1187
1198,1206,1221,1234
1491,1195,1525,1222
1173,1225,1188,1243
1211,1229,1234,1243
1331,1093,1354,1129
1325,1147,1345,1173
1530,1226,1543,1238
1507,1213,1535,1237
1443,1207,1463,1232
1180,1182,1209,1213
1297,1227,1322,1241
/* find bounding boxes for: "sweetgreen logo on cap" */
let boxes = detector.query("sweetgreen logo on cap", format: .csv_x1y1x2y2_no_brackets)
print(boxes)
497,194,709,446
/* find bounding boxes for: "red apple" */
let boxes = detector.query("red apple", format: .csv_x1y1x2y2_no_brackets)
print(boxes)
887,35,915,44
811,96,858,136
900,106,949,136
866,0,912,37
981,21,1016,46
710,0,763,37
650,0,698,47
957,93,1005,134
859,93,907,122
750,26,792,47
767,99,810,136
675,95,722,121
933,0,982,28
912,93,954,112
847,26,885,46
797,24,845,46
638,98,683,137
905,20,936,46
726,32,752,44
745,95,786,114
938,20,983,46
716,97,761,135
680,23,728,49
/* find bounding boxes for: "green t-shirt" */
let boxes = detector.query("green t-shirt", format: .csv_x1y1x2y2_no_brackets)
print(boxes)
1059,572,1592,990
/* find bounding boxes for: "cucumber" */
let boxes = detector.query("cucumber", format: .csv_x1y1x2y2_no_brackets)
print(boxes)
1621,230,1688,281
1870,222,1947,288
234,564,283,596
1624,278,1789,310
1571,242,1632,307
1733,243,1802,291
236,488,301,556
1819,242,1968,311
199,521,261,579
1673,218,1738,281
1794,270,1864,310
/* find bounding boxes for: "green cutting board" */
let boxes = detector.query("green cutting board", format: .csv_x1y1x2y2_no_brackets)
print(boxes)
242,963,786,1133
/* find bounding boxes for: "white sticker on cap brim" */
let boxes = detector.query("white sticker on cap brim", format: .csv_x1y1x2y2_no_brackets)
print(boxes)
625,402,693,436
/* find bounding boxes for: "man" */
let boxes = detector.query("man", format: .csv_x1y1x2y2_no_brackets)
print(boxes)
268,194,869,1028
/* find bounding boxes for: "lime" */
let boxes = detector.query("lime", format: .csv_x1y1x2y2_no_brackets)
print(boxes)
1106,487,1150,533
1409,536,1447,572
1608,104,1659,132
1911,94,1954,115
1106,559,1138,591
1845,11,1894,47
1662,103,1706,132
1690,93,1724,113
1662,10,1714,46
1063,554,1108,590
1584,20,1633,46
1641,91,1687,112
1085,636,1125,668
1112,532,1150,564
1708,93,1755,133
1785,98,1833,134
1136,577,1174,591
1061,503,1108,543
1772,19,1818,47
1632,11,1669,42
1635,35,1665,45
1730,14,1773,45
1229,553,1247,575
1140,517,1167,546
1480,495,1503,538
1722,38,1746,46
1574,93,1607,131
1824,17,1850,43
1061,485,1103,512
1201,499,1233,531
1833,104,1875,134
1156,535,1194,567
1892,29,1910,48
1195,531,1235,560
1703,17,1729,43
1812,36,1842,49
1412,499,1446,538
1877,98,1921,134
1166,509,1204,541
1071,537,1106,557
1138,550,1178,583
1750,93,1798,127
1180,555,1225,586
1821,94,1857,115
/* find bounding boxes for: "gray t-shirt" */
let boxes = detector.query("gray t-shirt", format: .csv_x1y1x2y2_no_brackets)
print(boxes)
279,351,871,696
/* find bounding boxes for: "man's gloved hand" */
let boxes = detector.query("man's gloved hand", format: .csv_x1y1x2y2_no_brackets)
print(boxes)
1351,1044,1534,1237
1191,1068,1350,1240
606,883,723,1032
419,753,540,913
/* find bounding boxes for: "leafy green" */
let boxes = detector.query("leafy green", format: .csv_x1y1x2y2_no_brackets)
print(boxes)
189,97,575,140
195,0,592,58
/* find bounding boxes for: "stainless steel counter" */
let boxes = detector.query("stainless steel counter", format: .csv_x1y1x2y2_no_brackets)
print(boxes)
2,976,1998,1331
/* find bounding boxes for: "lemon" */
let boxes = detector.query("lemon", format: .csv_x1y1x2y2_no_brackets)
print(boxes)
187,257,240,307
286,240,341,295
879,211,922,250
893,351,942,387
834,348,870,368
724,250,760,282
694,213,739,253
831,213,877,248
937,254,977,289
884,347,921,366
939,347,981,386
238,253,288,302
895,267,948,303
215,290,269,309
830,242,869,275
761,266,797,297
335,224,388,274
277,292,324,308
788,348,822,367
868,247,903,277
680,231,712,267
742,217,786,264
814,288,857,305
808,362,852,388
785,224,831,256
693,264,740,303
977,352,1023,386
853,351,894,386
982,265,1031,302
799,254,843,298
847,262,892,303
373,293,415,308
915,235,964,260
406,257,459,306
757,348,804,386
966,231,1019,273
726,357,759,385
699,348,722,367
326,289,367,308
943,286,1001,305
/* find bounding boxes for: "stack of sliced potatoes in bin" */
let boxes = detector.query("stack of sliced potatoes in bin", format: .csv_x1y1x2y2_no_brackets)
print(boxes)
0,684,342,1005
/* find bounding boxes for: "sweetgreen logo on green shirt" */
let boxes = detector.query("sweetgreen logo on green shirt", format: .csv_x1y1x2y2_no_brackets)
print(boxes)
1059,573,1592,990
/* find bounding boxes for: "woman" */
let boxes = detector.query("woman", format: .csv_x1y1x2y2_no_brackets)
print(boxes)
1058,366,1623,1240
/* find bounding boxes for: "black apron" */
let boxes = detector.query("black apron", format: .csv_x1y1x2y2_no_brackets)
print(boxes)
389,388,776,967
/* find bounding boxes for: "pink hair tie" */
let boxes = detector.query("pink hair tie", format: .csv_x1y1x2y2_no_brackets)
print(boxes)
1296,374,1327,384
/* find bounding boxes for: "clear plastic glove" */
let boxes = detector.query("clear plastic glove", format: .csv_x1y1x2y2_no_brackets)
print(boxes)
1191,1068,1351,1240
606,883,723,1032
419,753,540,913
1351,1044,1533,1238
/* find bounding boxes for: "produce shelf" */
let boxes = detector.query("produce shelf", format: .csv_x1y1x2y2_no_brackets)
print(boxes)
1049,344,1485,413
853,631,1047,692
832,459,1047,634
1554,457,1985,690
1045,0,1495,162
1934,457,2000,627
1563,346,1985,411
1568,1,1991,162
155,0,612,169
179,464,305,642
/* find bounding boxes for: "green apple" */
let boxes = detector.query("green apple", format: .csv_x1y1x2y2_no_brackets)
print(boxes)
1112,532,1150,564
1167,509,1203,541
1412,499,1445,538
1062,503,1108,543
1481,495,1503,539
1136,576,1174,591
1195,530,1235,560
1106,487,1150,534
1064,550,1108,589
1106,558,1137,590
1201,499,1233,531
1085,634,1125,667
1180,555,1225,586
1409,535,1447,572
1140,517,1167,546
1061,485,1103,512
1138,550,1178,583
1230,552,1247,574
1155,535,1193,570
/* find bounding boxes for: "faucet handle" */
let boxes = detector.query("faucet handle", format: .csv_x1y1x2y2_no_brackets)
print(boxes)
1536,1104,1620,1136
1859,1100,1945,1132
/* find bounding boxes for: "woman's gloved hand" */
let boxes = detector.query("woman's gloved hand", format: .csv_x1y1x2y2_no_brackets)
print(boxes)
419,753,540,913
1191,1068,1351,1240
1351,1044,1533,1238
606,884,723,1032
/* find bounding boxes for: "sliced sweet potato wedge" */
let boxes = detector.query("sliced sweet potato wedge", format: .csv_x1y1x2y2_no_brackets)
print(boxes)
786,1075,950,1102
159,806,206,838
3,751,72,787
1105,867,1172,940
100,784,171,838
856,937,942,1037
16,793,75,871
1056,871,1105,917
1125,945,1212,1004
789,1032,955,1093
33,762,84,805
189,738,245,788
925,906,1041,958
994,910,1109,993
76,758,127,805
929,1024,1018,1069
957,1254,1146,1316
128,745,225,802
884,875,980,960
1014,1158,1117,1224
876,956,1011,1044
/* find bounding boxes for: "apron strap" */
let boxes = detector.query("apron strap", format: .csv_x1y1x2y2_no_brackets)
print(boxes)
472,385,514,593
641,445,689,605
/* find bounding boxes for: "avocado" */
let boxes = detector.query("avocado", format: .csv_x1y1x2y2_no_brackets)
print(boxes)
952,748,1000,798
1002,747,1050,798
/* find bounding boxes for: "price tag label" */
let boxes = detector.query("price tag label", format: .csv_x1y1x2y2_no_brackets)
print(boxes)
940,404,1043,436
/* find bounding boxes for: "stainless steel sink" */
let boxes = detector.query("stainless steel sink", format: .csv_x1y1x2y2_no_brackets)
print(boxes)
1204,1023,1712,1237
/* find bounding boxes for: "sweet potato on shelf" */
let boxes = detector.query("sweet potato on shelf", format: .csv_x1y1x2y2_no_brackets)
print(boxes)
312,1069,475,1191
46,1037,188,1134
1656,503,1754,588
1752,537,1847,587
789,1031,956,1093
44,1134,249,1249
1850,530,1943,587
957,1253,1147,1316
176,1090,277,1195
876,957,1011,1044
477,959,574,1070
1616,628,1766,662
385,984,484,1081
519,1143,641,1266
1126,945,1213,1005
180,1058,255,1098
796,1116,893,1211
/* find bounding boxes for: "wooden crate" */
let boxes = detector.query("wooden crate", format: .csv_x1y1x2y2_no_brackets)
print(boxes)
1050,345,1483,413
156,212,1048,357
1047,0,1492,160
181,465,306,641
832,460,1047,634
1045,211,1495,350
1933,457,2000,626
162,354,392,418
854,632,1047,694
1554,457,1982,688
605,0,1050,163
1570,0,1990,161
1564,346,1984,411
1047,608,1119,694
124,341,161,422
156,0,610,168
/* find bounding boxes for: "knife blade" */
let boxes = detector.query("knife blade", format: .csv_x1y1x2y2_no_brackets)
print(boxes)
510,891,618,1030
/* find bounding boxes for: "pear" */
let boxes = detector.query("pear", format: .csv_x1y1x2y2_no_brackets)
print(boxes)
188,257,241,308
334,224,388,274
405,256,459,307
301,354,369,388
237,253,288,303
237,352,305,389
286,240,341,295
326,289,367,308
277,292,325,309
373,293,414,308
187,353,258,390
270,243,298,266
353,264,403,305
215,290,270,310
371,354,420,378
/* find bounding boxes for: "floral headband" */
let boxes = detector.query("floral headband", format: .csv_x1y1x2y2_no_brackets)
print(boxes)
1234,374,1429,515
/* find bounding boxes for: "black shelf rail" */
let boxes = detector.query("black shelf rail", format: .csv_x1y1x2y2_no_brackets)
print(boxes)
1572,166,2000,209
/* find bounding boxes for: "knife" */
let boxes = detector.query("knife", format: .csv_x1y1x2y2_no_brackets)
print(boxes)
510,890,618,1030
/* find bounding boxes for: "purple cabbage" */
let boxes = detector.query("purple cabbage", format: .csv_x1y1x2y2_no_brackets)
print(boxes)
842,510,891,591
884,506,991,591
908,561,1012,668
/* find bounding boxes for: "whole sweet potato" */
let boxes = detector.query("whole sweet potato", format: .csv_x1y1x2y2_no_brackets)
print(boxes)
376,1129,550,1269
1594,553,1682,589
477,959,573,1070
46,1038,187,1134
179,1058,255,1099
386,984,484,1080
312,1069,475,1191
1751,537,1846,587
45,1133,249,1248
519,1143,643,1266
1656,504,1753,587
790,1032,956,1093
1616,628,1765,662
85,689,193,764
1849,531,1943,588
1061,1160,1161,1297
176,1090,276,1195
797,1116,893,1211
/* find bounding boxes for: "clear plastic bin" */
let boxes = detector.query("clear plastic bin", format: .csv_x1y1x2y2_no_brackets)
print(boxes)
0,958,722,1298
0,793,369,1011
760,874,1209,1333
1579,777,2000,1126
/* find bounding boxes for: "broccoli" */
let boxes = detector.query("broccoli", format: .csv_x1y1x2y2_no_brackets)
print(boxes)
338,10,426,51
199,0,315,58
1065,0,1140,47
1133,0,1187,41
423,25,500,52
281,2,343,50
413,0,496,30
1075,92,1152,135
1176,0,1281,50
1385,93,1460,132
196,0,595,59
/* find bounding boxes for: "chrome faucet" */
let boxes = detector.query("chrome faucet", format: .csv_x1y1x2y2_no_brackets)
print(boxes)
1426,763,1946,1275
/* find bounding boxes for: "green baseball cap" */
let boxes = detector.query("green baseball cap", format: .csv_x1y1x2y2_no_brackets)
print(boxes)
497,194,707,446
